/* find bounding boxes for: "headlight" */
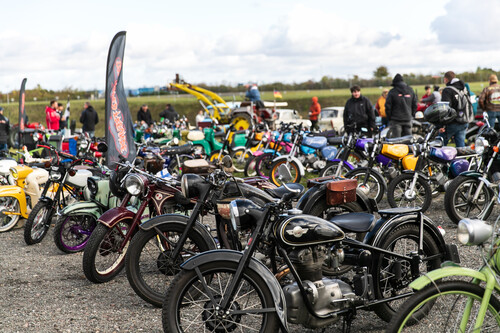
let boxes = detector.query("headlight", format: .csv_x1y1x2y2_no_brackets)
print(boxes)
50,172,62,180
228,199,262,231
124,174,146,196
9,167,18,180
180,174,205,198
475,138,488,154
262,136,268,143
457,218,492,246
87,177,99,197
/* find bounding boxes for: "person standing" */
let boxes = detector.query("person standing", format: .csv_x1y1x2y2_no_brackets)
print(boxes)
439,71,473,148
385,74,417,138
137,104,153,126
45,100,60,131
159,103,179,124
421,85,441,106
0,107,10,153
479,74,500,128
343,85,375,135
80,102,99,138
57,103,67,133
309,96,321,131
375,89,389,126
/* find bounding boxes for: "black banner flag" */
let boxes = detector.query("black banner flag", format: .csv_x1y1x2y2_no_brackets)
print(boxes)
104,31,136,168
19,78,27,132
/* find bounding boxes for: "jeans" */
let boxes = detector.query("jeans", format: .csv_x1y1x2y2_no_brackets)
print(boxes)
487,111,500,129
389,121,412,138
439,123,468,147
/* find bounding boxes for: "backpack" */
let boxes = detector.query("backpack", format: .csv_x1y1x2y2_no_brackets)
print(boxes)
444,86,473,124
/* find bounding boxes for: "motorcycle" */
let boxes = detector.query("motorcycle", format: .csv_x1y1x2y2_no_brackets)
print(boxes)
388,217,500,332
161,167,459,332
208,124,248,172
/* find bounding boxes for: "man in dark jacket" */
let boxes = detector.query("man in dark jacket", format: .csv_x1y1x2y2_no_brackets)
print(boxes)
159,104,179,124
137,104,153,126
343,85,375,134
439,71,470,147
0,107,9,153
80,102,99,138
385,73,417,138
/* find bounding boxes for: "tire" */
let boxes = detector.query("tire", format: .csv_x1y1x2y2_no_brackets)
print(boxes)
8,126,19,149
253,152,275,177
82,222,132,283
345,168,387,203
230,147,249,173
335,148,363,167
231,113,253,131
372,223,442,322
0,197,21,232
387,173,432,213
319,160,353,177
444,175,494,225
269,160,301,186
24,201,51,245
125,222,215,307
162,261,279,333
387,281,500,332
244,155,258,177
209,149,226,165
53,214,97,253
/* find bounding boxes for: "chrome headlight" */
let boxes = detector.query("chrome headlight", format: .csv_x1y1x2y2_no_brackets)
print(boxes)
457,218,493,246
50,172,62,180
124,174,145,196
9,167,18,180
180,174,205,198
475,138,488,155
181,174,189,198
87,177,99,198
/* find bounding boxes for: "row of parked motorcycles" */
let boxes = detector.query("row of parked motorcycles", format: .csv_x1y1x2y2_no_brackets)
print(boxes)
2,104,500,331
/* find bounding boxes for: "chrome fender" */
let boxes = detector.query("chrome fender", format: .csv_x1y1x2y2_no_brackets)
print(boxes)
271,155,305,177
181,249,288,331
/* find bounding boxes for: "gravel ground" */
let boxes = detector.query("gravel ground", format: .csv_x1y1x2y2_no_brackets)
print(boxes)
0,196,496,333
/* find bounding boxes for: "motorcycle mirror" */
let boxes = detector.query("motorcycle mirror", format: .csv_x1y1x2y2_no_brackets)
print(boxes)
221,155,233,168
97,142,108,153
278,164,293,183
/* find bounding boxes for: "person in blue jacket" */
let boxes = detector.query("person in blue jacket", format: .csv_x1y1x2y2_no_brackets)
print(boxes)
245,84,261,102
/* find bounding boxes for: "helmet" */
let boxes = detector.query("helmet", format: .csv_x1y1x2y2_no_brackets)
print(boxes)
423,102,457,125
478,125,498,143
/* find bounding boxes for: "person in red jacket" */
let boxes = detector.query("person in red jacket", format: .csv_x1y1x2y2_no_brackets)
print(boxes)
309,96,321,131
45,100,60,131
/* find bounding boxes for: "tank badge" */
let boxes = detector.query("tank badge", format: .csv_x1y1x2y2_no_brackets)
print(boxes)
287,226,308,238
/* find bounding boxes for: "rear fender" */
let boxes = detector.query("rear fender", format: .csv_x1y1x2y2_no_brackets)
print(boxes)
182,249,288,331
97,206,135,228
0,186,28,218
296,185,373,214
459,171,483,178
59,201,103,220
271,155,305,176
138,214,217,250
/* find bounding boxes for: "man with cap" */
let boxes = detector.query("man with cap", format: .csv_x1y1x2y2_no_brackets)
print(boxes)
385,73,417,138
479,74,500,128
0,107,10,153
137,104,153,126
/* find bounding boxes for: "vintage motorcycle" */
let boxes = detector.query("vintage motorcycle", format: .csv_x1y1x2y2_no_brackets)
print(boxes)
388,217,500,332
161,168,459,332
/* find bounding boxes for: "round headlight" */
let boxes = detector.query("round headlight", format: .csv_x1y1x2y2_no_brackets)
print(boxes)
124,174,145,196
50,172,62,180
87,177,99,197
180,174,205,199
457,218,493,246
9,167,18,180
474,138,488,154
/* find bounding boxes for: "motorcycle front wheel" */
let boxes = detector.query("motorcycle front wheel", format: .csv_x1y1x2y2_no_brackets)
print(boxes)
53,214,97,253
387,173,432,212
125,222,215,307
230,147,250,173
372,223,442,323
319,160,352,177
24,201,52,245
444,175,494,225
387,281,500,332
253,152,275,177
345,167,387,203
162,261,279,333
269,160,301,186
82,222,131,283
0,197,21,232
243,154,258,177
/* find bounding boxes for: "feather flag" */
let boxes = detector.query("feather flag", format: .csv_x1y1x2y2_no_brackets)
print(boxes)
273,90,283,99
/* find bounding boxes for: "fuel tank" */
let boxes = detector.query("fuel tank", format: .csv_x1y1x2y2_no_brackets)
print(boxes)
275,215,345,248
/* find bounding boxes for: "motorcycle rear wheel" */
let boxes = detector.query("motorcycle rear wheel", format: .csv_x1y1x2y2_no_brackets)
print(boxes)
387,173,432,213
53,214,97,253
270,160,301,186
0,197,21,232
24,201,51,245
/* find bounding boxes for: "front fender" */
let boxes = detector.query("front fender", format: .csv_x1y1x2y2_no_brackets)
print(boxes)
271,155,305,176
97,206,135,228
60,201,103,220
182,249,288,331
138,214,217,250
459,171,483,178
410,266,491,291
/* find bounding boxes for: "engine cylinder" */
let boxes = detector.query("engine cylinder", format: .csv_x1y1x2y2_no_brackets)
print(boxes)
289,246,327,281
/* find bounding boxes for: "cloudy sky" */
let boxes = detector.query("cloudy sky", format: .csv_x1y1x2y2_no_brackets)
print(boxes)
1,0,499,92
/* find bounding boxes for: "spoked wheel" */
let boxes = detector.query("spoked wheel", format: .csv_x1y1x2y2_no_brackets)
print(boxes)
372,224,442,322
125,222,215,307
162,261,279,333
244,155,258,177
253,153,275,177
444,175,494,225
345,168,387,203
24,201,52,245
387,281,500,332
53,215,97,253
387,173,432,212
270,160,301,186
0,197,21,232
82,222,131,283
319,161,352,177
230,147,250,173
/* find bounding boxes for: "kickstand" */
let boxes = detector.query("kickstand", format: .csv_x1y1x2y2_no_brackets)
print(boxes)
342,310,355,333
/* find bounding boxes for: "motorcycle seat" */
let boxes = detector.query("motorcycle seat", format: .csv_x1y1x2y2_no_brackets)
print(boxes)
382,135,414,144
327,136,344,145
378,207,422,217
329,212,375,233
264,183,304,198
162,143,193,155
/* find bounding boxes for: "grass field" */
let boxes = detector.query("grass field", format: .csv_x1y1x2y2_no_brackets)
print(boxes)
0,81,490,137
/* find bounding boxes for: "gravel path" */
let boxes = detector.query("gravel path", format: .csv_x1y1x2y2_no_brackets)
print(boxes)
0,196,494,333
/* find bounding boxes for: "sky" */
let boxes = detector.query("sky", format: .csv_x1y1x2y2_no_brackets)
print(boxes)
1,0,500,92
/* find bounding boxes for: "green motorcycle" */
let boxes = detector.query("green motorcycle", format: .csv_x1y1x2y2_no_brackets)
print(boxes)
388,217,500,332
187,124,246,157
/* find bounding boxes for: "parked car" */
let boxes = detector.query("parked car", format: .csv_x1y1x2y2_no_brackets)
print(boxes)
273,109,312,129
318,106,344,134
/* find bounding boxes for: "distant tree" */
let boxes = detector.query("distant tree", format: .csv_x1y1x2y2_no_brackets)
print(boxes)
373,66,389,79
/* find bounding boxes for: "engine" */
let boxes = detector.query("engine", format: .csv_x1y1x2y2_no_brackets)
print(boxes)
284,245,373,328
